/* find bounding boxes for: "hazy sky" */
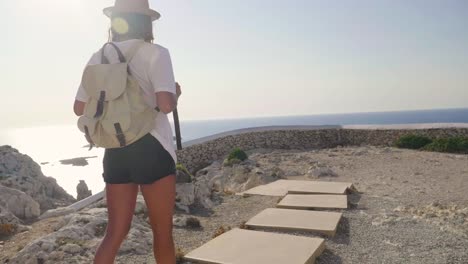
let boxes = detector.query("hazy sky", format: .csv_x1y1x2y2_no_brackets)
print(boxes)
1,0,467,128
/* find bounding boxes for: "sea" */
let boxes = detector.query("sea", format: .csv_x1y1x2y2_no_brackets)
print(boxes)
1,108,467,198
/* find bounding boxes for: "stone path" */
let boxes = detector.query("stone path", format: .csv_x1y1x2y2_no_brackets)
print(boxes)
184,180,354,264
277,194,348,210
184,228,325,264
245,208,342,237
238,179,353,197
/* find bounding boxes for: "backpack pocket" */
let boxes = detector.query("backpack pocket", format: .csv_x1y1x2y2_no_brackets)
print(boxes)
77,116,98,148
100,115,131,148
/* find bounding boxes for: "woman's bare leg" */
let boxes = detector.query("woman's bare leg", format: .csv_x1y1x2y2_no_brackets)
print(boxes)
94,183,139,264
140,175,177,264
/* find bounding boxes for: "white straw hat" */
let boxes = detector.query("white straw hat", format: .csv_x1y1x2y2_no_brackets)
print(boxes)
103,0,161,21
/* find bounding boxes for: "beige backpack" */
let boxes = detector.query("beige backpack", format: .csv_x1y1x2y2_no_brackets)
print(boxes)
77,42,158,149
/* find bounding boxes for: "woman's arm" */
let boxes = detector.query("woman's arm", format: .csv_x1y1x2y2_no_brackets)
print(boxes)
73,100,86,116
155,92,177,114
155,82,181,114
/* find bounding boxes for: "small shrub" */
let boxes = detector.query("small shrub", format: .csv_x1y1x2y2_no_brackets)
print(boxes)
239,221,250,230
94,222,107,237
175,248,185,263
16,245,24,252
212,225,231,239
395,135,432,149
55,237,85,247
223,189,235,196
423,137,468,154
222,158,241,167
0,223,17,236
228,148,248,162
186,217,201,229
176,163,193,177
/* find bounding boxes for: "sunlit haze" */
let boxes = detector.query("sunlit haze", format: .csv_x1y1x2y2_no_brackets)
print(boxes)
1,0,467,128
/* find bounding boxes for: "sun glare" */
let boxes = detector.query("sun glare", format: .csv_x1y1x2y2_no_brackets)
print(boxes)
112,17,129,34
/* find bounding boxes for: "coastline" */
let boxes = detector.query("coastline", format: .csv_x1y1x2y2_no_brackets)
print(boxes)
182,123,468,147
3,122,468,204
19,123,468,197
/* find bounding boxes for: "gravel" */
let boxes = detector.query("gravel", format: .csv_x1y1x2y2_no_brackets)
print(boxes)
6,146,467,264
120,146,468,264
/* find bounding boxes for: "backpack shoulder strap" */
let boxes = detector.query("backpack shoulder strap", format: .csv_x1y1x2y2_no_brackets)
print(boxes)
101,42,126,64
100,41,145,64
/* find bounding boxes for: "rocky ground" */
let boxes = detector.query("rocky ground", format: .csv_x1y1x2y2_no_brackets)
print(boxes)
1,146,468,263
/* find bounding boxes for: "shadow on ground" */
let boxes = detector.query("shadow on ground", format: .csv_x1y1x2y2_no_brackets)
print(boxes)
316,249,344,264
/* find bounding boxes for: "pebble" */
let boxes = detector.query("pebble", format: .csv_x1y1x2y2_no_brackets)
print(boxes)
62,244,82,254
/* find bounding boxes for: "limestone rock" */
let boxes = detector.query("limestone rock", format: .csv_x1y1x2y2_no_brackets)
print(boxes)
0,205,20,225
195,179,214,209
173,215,201,228
176,183,195,213
76,180,92,201
306,162,338,178
307,167,337,178
195,159,279,196
8,206,153,263
0,205,21,236
134,195,147,215
0,185,40,220
176,169,192,183
0,146,76,212
39,207,76,220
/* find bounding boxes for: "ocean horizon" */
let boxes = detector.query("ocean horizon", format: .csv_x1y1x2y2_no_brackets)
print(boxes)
1,107,467,198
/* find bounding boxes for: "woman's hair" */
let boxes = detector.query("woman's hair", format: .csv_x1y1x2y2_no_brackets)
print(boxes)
109,13,154,43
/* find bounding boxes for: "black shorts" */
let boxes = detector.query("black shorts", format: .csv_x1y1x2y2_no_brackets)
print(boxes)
103,133,176,185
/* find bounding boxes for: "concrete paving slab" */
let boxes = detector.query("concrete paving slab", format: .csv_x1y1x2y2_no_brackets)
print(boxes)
277,194,348,209
184,228,325,264
238,180,353,197
246,208,342,236
287,184,348,195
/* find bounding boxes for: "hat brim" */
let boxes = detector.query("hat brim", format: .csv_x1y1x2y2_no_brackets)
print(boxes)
103,6,161,21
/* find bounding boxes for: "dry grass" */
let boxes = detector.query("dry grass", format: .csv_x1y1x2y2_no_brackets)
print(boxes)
212,225,231,239
175,247,185,263
0,224,17,237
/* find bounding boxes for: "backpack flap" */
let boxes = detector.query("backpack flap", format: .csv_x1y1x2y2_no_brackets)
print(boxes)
82,63,128,102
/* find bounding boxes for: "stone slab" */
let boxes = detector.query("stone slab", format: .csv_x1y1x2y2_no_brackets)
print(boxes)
277,194,348,209
68,190,105,211
246,208,342,236
287,184,348,195
238,180,353,197
184,228,325,264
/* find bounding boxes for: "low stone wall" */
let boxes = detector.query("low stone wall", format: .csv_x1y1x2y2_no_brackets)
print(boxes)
175,125,468,173
341,127,468,146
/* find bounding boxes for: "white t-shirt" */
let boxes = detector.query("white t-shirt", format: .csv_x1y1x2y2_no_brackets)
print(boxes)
75,39,177,164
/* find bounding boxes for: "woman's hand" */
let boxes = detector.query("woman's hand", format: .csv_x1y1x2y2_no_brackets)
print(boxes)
176,82,182,98
73,100,85,116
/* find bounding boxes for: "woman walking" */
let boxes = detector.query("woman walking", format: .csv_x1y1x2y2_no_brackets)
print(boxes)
73,1,181,263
